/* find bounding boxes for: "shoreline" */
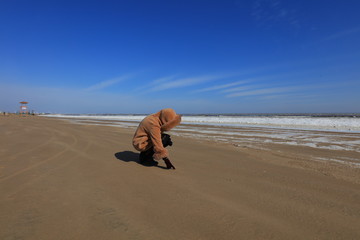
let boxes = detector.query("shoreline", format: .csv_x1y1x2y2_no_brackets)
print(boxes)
42,113,360,132
1,116,360,239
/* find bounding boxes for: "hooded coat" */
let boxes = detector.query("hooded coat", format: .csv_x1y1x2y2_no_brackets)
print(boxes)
132,108,181,160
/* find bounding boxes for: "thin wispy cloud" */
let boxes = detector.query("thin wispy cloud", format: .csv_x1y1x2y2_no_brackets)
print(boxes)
226,86,302,98
324,26,360,41
192,79,253,93
252,0,300,28
192,72,294,94
133,75,177,92
148,75,223,92
305,26,360,48
151,76,177,85
238,79,360,99
220,84,263,93
214,74,289,94
84,75,131,92
259,92,319,101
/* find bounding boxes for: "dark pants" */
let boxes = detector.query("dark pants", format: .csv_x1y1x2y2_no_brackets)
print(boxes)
139,133,172,163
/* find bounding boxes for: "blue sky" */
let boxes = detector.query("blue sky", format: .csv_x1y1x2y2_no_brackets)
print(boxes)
1,0,359,114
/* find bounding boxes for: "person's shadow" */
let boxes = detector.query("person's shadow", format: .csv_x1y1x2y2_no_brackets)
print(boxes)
114,151,167,169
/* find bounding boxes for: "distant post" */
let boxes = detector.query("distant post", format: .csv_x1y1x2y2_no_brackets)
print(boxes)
19,101,29,114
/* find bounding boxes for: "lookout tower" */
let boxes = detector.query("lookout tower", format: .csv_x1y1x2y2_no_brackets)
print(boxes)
19,101,29,114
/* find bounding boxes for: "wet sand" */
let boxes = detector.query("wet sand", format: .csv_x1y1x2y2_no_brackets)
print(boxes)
1,116,359,239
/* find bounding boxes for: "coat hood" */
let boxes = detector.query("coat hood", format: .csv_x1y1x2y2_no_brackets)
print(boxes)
154,108,181,131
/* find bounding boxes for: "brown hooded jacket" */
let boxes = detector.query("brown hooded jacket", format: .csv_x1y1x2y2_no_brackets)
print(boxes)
132,108,181,160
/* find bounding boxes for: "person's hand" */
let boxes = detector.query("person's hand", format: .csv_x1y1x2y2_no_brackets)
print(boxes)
163,157,175,169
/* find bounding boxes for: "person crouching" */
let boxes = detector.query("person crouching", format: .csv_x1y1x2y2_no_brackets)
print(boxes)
132,108,181,169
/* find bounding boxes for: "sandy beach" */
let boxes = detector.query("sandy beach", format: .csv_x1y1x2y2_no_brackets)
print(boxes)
1,115,360,240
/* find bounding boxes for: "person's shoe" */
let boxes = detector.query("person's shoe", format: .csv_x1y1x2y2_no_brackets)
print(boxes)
139,148,154,163
139,148,158,166
141,159,159,166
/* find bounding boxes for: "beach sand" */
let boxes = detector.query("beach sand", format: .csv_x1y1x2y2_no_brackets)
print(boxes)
1,116,359,239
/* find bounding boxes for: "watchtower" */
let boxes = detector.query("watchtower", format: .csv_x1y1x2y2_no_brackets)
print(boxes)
19,101,29,114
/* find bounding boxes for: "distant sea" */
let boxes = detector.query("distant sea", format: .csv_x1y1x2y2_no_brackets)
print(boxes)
44,113,360,132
